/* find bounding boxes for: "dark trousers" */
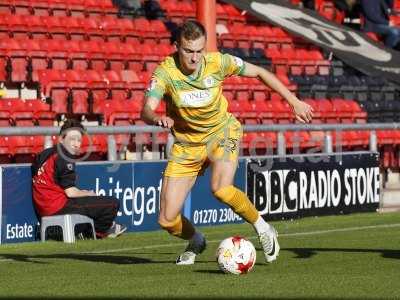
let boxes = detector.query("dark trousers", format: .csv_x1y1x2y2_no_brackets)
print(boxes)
56,196,119,234
372,24,400,48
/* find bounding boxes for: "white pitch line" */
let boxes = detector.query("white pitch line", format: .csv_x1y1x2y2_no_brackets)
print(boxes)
279,223,400,237
83,222,400,255
0,223,399,261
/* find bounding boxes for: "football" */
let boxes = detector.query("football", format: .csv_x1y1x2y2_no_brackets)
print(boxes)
216,236,256,275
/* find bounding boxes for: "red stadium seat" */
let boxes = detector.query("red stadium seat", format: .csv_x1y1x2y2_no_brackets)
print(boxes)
151,20,171,44
221,4,246,23
30,99,55,126
41,16,68,40
315,98,337,123
9,136,43,163
0,136,12,163
85,0,117,16
6,14,30,39
331,98,354,123
81,134,107,160
99,16,121,42
0,38,29,82
228,99,243,121
71,90,89,114
76,17,103,41
9,98,35,126
163,0,195,22
117,18,135,40
0,98,13,126
242,131,277,155
216,3,230,24
40,39,69,70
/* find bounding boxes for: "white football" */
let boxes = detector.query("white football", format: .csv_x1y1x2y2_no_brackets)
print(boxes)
216,236,256,275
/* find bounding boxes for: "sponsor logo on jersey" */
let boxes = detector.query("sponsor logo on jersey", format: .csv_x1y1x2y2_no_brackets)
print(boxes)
180,90,212,107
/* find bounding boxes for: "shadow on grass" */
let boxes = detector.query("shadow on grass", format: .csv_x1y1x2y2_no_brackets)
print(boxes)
0,254,220,265
278,247,400,260
0,297,389,300
0,252,236,265
3,247,398,265
193,269,225,275
0,253,154,265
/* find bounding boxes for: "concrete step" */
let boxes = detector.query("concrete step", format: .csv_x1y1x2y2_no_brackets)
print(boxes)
380,188,400,212
381,189,400,205
378,206,400,213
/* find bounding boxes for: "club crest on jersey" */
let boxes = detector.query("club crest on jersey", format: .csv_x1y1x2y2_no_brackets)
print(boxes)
232,56,244,67
147,78,157,91
203,76,215,88
180,90,212,107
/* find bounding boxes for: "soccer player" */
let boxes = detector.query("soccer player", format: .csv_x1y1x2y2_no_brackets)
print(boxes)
32,119,127,238
141,21,313,264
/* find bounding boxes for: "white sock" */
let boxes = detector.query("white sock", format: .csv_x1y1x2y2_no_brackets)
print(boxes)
253,215,271,234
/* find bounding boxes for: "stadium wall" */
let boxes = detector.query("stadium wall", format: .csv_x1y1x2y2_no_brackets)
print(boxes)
0,152,379,244
0,160,246,244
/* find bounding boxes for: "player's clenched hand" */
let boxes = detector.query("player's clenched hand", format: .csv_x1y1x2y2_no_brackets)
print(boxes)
292,100,314,123
154,116,174,128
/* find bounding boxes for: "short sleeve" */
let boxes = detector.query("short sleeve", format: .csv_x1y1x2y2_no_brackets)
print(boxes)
54,156,76,189
221,53,246,77
145,67,168,100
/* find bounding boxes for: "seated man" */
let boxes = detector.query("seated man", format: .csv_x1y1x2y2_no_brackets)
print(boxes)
361,0,400,49
32,119,126,238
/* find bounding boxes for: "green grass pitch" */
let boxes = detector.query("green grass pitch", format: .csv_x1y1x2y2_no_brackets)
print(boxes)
0,212,399,300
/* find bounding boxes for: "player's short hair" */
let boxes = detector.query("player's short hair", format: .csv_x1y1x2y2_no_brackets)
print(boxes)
176,20,206,44
59,119,86,137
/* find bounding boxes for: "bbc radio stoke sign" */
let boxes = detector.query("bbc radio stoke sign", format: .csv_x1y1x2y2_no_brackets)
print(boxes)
247,152,380,220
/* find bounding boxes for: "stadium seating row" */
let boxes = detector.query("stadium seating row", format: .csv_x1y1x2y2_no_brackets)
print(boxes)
35,69,149,114
0,95,396,169
219,23,293,49
265,47,330,76
0,133,111,163
157,0,248,24
0,98,54,126
290,75,398,101
0,0,118,17
0,13,170,43
0,93,367,129
0,37,174,82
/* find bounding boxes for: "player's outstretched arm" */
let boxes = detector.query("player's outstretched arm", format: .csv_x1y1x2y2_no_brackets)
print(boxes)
241,62,314,123
141,96,174,128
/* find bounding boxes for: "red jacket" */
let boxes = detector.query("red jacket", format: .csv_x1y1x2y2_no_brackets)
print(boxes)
31,145,76,216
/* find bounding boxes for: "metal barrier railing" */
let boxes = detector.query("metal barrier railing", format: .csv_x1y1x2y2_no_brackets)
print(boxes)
1,123,399,160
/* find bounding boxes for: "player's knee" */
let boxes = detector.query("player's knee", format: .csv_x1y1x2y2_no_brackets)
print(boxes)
211,181,229,195
158,214,184,237
158,215,180,230
211,183,220,195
